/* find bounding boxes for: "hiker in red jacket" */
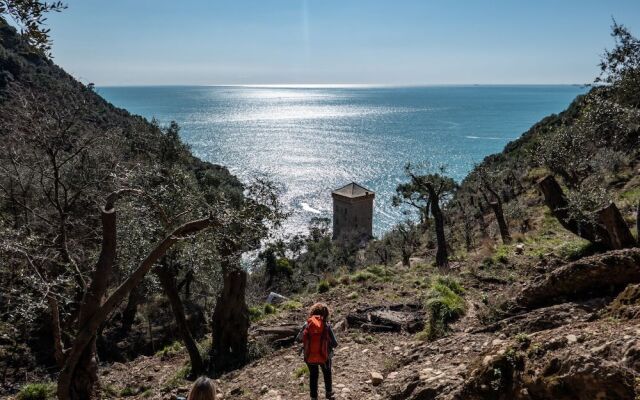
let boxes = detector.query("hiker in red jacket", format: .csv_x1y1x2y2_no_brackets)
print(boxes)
296,302,339,400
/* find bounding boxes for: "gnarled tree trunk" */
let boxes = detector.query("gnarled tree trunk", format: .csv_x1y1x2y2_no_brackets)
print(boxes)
118,285,142,338
538,175,634,250
65,207,117,400
481,190,511,244
57,191,214,400
156,262,204,376
427,185,448,268
210,265,249,375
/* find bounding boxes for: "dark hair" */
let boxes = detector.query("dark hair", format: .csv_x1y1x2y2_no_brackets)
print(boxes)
308,302,330,319
187,376,216,400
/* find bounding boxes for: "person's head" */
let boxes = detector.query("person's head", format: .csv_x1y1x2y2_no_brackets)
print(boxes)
308,302,330,320
187,376,216,400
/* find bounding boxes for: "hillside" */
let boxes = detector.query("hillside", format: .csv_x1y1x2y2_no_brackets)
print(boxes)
0,15,247,397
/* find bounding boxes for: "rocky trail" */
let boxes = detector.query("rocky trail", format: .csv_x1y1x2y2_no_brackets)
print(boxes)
99,250,640,400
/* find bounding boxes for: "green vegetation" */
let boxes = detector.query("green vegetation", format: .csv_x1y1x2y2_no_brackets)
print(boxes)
161,365,190,392
249,306,265,322
351,270,376,283
419,275,466,341
263,303,276,315
317,280,330,293
17,382,56,400
120,386,136,397
293,364,310,378
155,341,184,359
515,333,531,347
281,300,303,310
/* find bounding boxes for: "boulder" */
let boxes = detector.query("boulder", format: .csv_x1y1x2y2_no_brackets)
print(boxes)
602,283,640,320
265,292,288,304
516,248,640,310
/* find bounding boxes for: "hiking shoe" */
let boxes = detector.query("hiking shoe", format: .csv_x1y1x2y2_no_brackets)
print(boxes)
326,393,335,400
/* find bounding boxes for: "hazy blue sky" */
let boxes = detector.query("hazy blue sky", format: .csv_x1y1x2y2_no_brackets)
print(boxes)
46,0,640,86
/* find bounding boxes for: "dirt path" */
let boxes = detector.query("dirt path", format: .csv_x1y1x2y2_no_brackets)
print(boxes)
216,330,413,400
101,264,429,399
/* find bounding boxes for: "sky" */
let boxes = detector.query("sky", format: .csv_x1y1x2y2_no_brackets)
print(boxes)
44,0,640,86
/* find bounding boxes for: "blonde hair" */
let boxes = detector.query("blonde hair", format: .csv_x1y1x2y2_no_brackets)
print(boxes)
308,302,330,319
187,376,216,400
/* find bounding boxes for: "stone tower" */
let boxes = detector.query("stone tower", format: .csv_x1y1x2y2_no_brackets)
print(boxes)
332,182,375,240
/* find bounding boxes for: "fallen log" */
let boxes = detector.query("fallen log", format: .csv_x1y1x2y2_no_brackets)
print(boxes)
346,304,424,333
252,324,299,345
516,248,640,309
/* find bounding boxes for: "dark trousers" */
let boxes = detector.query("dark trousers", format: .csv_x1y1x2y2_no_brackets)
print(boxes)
307,359,332,398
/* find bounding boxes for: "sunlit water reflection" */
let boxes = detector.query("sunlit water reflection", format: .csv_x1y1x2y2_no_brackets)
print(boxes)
98,85,586,238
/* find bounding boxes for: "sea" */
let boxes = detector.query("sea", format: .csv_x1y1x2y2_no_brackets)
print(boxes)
98,85,587,238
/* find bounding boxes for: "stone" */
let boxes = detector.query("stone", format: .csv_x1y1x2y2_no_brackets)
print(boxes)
370,371,384,386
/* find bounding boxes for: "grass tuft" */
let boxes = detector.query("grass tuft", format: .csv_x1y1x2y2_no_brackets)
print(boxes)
293,364,310,378
418,274,466,341
281,300,303,310
317,280,330,293
17,382,56,400
351,270,376,283
155,341,184,359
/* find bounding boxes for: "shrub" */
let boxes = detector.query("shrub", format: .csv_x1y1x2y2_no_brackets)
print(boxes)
515,333,531,347
339,275,351,285
432,274,465,295
492,245,510,264
249,306,264,322
275,257,293,275
317,280,330,293
263,303,276,314
17,383,56,400
422,275,465,340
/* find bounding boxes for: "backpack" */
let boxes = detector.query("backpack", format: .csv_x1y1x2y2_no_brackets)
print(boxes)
303,315,330,365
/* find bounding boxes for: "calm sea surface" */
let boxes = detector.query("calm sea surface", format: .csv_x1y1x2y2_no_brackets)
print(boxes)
98,85,586,237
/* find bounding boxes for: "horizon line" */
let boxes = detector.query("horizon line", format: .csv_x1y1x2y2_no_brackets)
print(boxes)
94,82,591,88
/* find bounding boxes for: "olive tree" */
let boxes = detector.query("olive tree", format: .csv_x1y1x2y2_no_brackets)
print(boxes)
400,164,457,268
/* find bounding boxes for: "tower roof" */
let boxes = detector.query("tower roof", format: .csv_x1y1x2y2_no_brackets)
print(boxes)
332,182,375,199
